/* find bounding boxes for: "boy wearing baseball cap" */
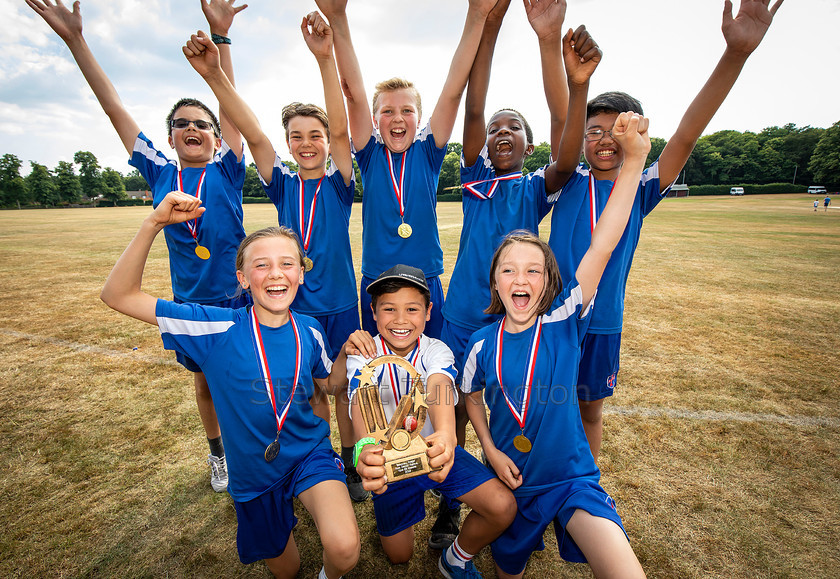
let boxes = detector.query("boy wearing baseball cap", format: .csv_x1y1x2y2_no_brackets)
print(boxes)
329,265,515,578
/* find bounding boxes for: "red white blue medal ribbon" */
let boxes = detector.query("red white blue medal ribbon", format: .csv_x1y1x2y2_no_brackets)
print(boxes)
462,171,521,200
387,151,408,221
298,176,324,254
250,307,301,435
178,168,207,243
494,316,542,430
379,335,421,403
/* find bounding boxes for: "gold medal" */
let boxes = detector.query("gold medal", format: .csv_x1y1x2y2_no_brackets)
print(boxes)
398,222,412,239
513,434,532,453
303,256,314,272
265,439,280,462
195,245,211,260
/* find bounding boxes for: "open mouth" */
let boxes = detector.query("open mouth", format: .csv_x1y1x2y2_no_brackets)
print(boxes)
390,128,406,138
185,135,202,146
265,284,288,298
511,291,530,309
596,149,616,159
389,328,411,338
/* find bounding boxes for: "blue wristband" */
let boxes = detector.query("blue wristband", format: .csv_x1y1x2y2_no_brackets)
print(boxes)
211,33,231,45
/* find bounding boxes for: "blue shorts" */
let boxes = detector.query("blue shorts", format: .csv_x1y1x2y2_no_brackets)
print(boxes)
371,446,494,537
360,274,445,340
173,293,252,372
440,319,476,384
233,446,346,564
577,332,621,402
492,479,627,575
310,305,361,360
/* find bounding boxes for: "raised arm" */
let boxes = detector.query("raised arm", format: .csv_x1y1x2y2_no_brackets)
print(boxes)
657,0,783,191
427,0,495,147
26,0,140,155
524,0,568,158
303,12,353,185
542,25,601,193
462,0,511,167
100,192,206,325
314,0,373,149
576,113,650,308
182,32,276,181
200,0,248,160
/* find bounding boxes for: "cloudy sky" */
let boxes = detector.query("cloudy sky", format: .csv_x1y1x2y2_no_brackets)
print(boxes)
4,0,838,174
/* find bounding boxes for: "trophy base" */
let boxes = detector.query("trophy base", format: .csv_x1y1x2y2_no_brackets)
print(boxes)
382,434,440,483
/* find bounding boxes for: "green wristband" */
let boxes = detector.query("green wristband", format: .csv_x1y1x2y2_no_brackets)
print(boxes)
353,437,376,468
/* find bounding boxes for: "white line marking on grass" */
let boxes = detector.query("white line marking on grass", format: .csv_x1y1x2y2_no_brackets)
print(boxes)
4,328,839,428
607,405,840,429
1,328,179,367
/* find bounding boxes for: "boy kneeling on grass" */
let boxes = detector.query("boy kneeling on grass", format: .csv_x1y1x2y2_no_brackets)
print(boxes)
330,265,516,578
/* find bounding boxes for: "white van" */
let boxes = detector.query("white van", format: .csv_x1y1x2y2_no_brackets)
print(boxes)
808,186,827,195
729,187,744,196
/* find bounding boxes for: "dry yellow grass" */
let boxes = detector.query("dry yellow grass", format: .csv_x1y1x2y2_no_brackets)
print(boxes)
1,194,838,578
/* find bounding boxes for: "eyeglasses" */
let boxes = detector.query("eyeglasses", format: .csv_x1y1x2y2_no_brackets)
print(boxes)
170,118,217,132
584,129,614,142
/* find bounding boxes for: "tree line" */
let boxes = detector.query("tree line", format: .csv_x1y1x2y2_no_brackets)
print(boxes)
2,120,838,207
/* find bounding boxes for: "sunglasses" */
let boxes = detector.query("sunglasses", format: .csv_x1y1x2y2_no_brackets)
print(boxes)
170,118,217,133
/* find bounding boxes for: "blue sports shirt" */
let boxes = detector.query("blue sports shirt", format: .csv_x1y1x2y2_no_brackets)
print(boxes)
548,162,672,333
442,147,555,332
353,124,447,278
156,301,333,502
129,133,246,304
461,280,598,495
260,156,357,316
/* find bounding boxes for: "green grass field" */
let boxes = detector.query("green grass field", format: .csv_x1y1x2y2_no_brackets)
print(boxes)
1,194,838,578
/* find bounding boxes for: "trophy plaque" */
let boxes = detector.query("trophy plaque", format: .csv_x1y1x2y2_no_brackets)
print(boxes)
355,354,441,482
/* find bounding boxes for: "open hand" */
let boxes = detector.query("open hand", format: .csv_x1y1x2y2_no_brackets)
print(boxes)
525,0,567,42
25,0,83,42
201,0,247,36
722,0,783,56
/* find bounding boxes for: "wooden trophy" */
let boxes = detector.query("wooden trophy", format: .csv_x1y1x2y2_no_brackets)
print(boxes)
355,355,441,482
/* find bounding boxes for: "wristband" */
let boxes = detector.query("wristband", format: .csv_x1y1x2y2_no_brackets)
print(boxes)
211,33,231,45
353,437,376,468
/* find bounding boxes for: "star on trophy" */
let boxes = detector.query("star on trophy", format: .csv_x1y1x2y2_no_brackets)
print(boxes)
355,355,441,482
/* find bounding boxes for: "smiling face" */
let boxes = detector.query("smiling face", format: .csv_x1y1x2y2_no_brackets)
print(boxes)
493,241,548,333
583,111,623,179
236,236,304,327
286,115,330,179
167,105,221,168
372,286,431,356
486,111,533,173
373,88,421,154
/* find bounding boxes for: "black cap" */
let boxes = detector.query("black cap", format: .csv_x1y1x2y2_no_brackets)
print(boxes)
366,264,429,295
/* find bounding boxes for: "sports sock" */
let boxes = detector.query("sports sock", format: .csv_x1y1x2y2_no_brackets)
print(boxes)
444,536,475,569
318,566,341,579
208,436,224,458
341,446,354,471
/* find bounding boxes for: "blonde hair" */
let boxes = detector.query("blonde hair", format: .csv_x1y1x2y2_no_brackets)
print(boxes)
235,227,304,274
281,102,330,141
485,230,562,317
372,77,422,120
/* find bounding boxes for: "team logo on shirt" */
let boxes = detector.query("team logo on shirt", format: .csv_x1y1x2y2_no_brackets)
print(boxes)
605,495,617,510
334,457,345,471
606,372,617,391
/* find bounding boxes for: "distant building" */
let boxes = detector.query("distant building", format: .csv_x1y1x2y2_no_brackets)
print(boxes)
127,190,152,201
667,184,689,198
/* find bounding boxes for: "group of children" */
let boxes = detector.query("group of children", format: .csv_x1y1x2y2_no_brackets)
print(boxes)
29,0,782,577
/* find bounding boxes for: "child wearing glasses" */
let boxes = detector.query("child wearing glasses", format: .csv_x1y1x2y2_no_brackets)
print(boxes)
27,0,249,493
546,0,783,462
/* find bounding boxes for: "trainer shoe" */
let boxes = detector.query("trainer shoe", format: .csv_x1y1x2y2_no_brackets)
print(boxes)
207,454,228,493
428,497,461,550
346,469,370,502
438,553,482,578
